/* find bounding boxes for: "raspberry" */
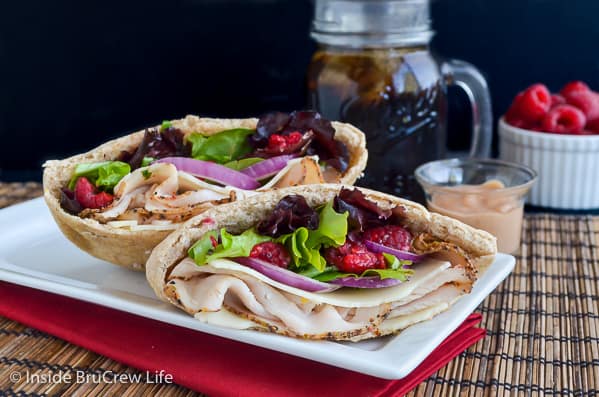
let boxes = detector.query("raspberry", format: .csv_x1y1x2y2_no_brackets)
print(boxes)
361,225,412,251
324,241,385,274
249,242,291,268
267,134,287,150
74,177,114,209
586,118,599,134
550,94,566,108
505,115,532,129
565,91,599,120
514,84,551,123
560,81,590,99
266,131,304,152
540,105,586,134
286,131,303,145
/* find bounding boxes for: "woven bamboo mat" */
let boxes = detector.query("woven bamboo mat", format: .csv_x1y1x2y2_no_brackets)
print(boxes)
0,182,43,209
1,183,598,396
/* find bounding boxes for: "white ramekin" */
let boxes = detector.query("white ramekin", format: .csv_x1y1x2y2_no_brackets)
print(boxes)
499,117,599,209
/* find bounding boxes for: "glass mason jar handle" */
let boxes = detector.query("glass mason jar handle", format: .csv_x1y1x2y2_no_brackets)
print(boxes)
441,59,493,158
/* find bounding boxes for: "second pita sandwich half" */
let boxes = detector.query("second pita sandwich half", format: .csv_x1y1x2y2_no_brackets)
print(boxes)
43,111,367,270
146,184,497,341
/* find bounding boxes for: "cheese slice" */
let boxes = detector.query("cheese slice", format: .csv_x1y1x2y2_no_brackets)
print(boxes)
195,308,266,330
347,301,453,342
107,220,139,228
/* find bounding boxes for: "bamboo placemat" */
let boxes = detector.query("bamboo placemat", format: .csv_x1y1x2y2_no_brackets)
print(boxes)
1,182,598,396
0,182,43,209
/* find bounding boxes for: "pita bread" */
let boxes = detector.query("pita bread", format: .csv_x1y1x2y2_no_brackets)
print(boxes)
146,184,497,340
43,116,367,270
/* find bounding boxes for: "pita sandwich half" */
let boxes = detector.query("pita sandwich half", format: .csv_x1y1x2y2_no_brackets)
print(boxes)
146,184,496,341
43,112,367,270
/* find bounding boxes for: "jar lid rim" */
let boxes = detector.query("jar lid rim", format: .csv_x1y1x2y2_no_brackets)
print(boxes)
310,31,434,46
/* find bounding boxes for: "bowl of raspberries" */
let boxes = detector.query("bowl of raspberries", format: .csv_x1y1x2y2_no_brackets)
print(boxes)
499,81,599,209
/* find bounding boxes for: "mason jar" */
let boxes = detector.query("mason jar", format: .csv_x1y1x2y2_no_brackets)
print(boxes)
308,0,493,201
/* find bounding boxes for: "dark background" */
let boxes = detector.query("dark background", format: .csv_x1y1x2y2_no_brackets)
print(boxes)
1,0,598,181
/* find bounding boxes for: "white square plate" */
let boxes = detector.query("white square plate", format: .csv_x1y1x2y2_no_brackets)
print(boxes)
0,198,514,379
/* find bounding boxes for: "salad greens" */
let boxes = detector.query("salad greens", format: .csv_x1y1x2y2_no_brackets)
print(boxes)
305,202,347,248
256,195,320,238
298,265,337,278
251,110,349,172
187,128,254,164
313,268,412,282
68,161,131,192
188,230,220,264
160,120,173,131
141,156,155,167
277,201,348,272
189,228,271,265
188,201,347,272
187,197,414,283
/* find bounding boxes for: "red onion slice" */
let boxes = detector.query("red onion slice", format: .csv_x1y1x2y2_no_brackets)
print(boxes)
155,157,260,190
240,155,295,180
234,257,341,293
364,240,425,263
329,276,404,289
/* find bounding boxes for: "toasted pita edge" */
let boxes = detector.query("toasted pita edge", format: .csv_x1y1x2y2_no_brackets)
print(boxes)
146,184,497,303
42,116,367,270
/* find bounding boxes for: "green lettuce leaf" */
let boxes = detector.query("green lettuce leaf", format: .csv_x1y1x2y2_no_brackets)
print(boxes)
186,133,207,157
141,156,155,167
383,253,407,270
187,128,255,164
189,228,272,266
68,161,131,192
161,120,172,131
361,268,413,281
305,201,348,248
313,267,413,282
277,201,348,272
312,269,411,282
312,271,348,282
278,227,326,270
223,157,263,170
298,265,337,278
188,230,219,264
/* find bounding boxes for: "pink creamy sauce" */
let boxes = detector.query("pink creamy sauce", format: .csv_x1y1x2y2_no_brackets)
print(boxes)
427,180,523,253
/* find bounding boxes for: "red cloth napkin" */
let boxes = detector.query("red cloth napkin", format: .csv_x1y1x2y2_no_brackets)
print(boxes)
0,281,485,397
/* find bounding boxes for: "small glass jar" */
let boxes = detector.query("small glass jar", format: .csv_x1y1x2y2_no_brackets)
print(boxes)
308,0,493,201
415,158,537,253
